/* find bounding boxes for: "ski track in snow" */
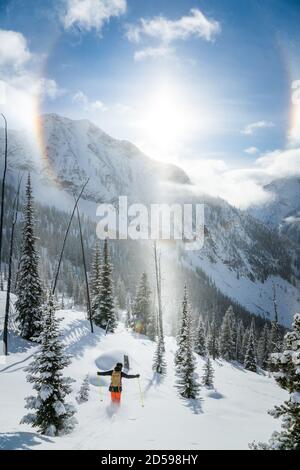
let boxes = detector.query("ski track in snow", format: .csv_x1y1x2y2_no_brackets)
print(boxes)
0,306,287,450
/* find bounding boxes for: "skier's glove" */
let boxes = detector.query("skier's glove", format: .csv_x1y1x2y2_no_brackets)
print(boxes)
136,374,140,378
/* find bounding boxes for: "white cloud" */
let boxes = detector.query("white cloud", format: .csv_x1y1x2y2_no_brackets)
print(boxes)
37,78,65,100
72,90,88,106
134,46,173,62
63,0,127,31
126,8,220,44
0,29,31,69
0,29,63,131
184,146,300,209
244,146,259,155
242,120,274,135
72,90,107,112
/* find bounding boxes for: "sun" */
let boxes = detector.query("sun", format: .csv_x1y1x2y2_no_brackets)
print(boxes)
137,80,194,161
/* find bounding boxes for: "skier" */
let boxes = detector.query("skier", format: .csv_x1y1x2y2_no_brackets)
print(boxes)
97,362,140,403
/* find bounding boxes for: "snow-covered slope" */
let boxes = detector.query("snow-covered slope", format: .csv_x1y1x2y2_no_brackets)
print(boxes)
0,306,287,450
0,114,190,203
249,177,300,245
1,114,299,327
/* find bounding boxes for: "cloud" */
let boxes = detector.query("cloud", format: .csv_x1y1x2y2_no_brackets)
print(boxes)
242,120,274,135
184,146,300,209
0,29,63,131
0,29,31,69
62,0,127,31
72,90,107,111
244,146,259,155
134,46,173,62
37,78,65,100
126,8,220,44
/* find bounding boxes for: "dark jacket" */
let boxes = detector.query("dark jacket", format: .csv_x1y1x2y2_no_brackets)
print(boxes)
97,370,139,392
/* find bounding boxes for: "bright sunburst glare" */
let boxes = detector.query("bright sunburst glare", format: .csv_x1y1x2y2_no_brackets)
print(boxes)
136,80,196,162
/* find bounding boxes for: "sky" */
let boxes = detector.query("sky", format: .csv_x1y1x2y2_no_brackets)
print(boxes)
0,0,300,207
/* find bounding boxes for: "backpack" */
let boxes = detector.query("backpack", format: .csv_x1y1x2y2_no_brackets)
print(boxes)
111,370,122,388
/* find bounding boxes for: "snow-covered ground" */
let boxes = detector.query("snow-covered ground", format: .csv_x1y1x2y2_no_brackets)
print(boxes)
0,307,287,450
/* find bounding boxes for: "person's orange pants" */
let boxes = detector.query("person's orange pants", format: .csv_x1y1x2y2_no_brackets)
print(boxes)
111,391,121,403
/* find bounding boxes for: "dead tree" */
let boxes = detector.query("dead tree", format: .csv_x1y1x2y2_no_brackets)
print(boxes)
0,113,8,290
52,179,89,295
3,177,22,355
76,203,94,333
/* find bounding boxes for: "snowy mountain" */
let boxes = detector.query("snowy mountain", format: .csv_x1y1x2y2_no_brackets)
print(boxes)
0,113,190,203
1,114,299,327
249,177,300,245
0,300,287,450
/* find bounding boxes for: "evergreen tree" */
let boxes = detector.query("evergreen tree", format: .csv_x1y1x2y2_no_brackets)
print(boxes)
202,355,214,388
194,318,207,357
76,375,90,404
251,313,300,450
115,277,126,310
207,313,219,359
94,239,117,332
257,324,270,370
132,272,152,336
244,319,257,372
229,306,237,358
235,319,244,363
153,334,167,375
21,293,77,436
90,242,101,319
219,307,235,361
15,174,43,341
269,283,282,359
242,326,250,362
175,286,199,399
147,308,157,341
125,293,134,329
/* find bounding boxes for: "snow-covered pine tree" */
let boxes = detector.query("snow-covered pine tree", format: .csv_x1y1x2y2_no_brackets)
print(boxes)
202,355,214,388
21,292,77,436
236,319,245,363
175,286,199,399
76,375,90,404
242,325,250,362
132,272,152,336
269,283,282,359
90,242,101,319
95,238,117,332
153,334,167,375
207,313,219,360
257,323,270,370
219,307,235,361
194,318,207,357
115,277,126,310
125,293,134,330
147,308,157,341
244,319,257,372
15,173,43,341
251,313,300,450
229,306,237,357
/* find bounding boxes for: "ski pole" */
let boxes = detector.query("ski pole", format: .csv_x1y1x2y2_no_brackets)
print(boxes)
137,377,144,407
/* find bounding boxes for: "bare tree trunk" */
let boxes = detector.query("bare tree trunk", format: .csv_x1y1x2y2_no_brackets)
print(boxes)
52,179,89,295
154,242,164,346
3,178,22,355
76,204,94,333
0,114,8,290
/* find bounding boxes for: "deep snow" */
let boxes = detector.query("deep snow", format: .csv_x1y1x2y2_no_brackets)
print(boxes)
0,307,287,450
